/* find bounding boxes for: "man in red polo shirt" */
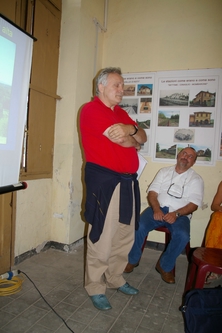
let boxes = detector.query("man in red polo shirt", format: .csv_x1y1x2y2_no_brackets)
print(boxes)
80,67,147,310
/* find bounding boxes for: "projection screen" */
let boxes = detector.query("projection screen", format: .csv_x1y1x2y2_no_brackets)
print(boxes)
0,14,34,187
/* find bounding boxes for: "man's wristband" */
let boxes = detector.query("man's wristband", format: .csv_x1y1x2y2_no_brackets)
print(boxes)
130,124,138,136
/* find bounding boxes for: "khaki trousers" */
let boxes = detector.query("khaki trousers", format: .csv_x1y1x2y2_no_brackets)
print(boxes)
84,183,135,296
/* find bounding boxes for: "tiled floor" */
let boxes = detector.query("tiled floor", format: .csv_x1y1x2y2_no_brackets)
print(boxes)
0,242,220,333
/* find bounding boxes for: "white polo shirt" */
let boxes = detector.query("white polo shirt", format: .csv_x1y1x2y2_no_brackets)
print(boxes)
147,165,204,214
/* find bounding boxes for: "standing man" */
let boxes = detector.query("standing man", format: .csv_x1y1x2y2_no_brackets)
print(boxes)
124,147,204,284
80,67,147,310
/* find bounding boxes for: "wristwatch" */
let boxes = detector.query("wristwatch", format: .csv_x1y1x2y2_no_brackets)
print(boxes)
130,124,138,136
175,212,181,218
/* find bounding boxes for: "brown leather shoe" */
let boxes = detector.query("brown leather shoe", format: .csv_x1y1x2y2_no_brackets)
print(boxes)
124,262,139,273
155,260,175,284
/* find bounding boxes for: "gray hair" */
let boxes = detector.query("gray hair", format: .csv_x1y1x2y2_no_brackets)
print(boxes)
95,67,122,95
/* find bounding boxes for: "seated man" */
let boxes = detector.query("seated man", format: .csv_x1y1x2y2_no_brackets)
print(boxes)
124,147,204,284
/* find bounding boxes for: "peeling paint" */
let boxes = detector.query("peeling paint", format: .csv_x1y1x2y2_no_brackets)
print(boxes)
53,213,64,219
202,202,208,210
63,244,69,252
68,180,74,200
36,241,47,253
68,200,80,218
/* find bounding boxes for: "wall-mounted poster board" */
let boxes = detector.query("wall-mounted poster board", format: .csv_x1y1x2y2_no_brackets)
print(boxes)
122,68,222,166
120,72,155,156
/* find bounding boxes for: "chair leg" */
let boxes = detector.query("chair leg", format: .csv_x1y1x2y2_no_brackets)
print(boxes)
184,262,197,293
185,242,191,259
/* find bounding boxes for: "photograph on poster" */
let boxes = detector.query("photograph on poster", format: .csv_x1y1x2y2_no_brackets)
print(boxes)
189,111,214,128
119,98,138,115
177,144,212,162
137,84,153,96
155,142,212,162
140,135,149,155
158,111,179,127
140,98,152,113
159,90,189,107
174,128,195,143
155,143,177,159
137,118,150,130
123,84,136,96
130,116,151,155
189,90,216,107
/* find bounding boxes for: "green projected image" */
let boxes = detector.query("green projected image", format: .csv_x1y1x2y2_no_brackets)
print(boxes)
0,36,16,144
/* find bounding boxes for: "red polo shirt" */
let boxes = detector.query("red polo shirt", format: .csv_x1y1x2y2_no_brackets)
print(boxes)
80,96,139,173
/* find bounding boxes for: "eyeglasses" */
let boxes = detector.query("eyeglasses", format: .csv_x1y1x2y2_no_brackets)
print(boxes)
167,183,185,199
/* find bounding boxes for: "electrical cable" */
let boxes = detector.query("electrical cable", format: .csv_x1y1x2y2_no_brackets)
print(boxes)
20,271,75,333
0,276,24,296
0,270,74,333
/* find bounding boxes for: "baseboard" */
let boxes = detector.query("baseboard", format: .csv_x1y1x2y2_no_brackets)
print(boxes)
145,240,166,252
14,238,185,265
14,237,85,265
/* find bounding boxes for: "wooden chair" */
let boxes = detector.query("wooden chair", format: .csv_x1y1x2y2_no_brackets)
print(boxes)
142,226,191,276
184,247,222,292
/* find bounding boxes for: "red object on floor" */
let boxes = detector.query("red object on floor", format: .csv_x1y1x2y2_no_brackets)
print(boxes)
184,247,222,292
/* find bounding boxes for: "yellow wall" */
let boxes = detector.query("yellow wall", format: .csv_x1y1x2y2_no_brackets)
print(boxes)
102,0,222,246
103,0,222,72
15,0,105,255
15,0,222,256
51,0,105,244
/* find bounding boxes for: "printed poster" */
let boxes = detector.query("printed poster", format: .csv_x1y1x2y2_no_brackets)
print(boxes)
122,72,155,156
122,69,222,165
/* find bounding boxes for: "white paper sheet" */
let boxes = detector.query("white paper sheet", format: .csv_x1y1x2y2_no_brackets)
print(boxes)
137,153,148,179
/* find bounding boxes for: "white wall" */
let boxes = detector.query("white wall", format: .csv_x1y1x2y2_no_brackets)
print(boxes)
15,0,222,256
